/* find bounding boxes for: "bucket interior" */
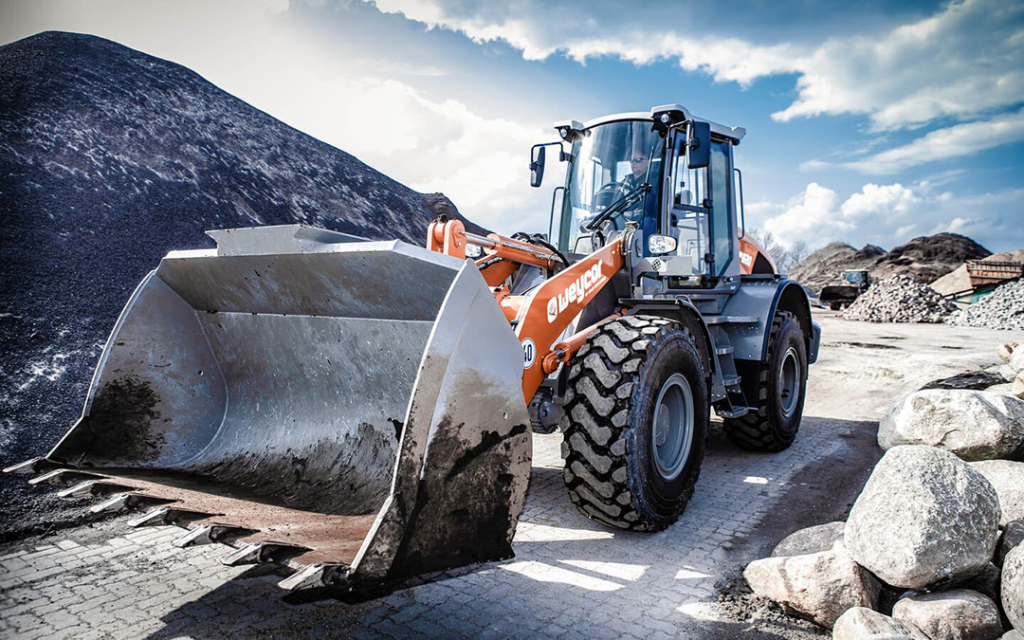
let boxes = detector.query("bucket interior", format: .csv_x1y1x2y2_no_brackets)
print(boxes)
52,247,459,518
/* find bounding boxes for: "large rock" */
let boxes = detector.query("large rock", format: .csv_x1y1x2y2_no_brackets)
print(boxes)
971,462,1024,525
845,446,1001,589
997,522,1024,568
744,541,879,628
1002,631,1024,640
1013,372,1024,400
1012,347,1024,374
892,589,1004,640
963,563,1003,605
1004,545,1024,631
878,390,1024,461
771,521,845,558
833,607,929,640
999,344,1018,366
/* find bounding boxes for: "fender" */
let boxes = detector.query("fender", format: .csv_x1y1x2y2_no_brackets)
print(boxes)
764,279,820,364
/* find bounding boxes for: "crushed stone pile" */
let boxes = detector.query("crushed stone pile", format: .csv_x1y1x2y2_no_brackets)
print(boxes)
947,279,1024,331
843,275,956,323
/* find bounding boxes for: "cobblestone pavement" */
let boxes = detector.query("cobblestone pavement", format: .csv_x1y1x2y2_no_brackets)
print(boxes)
2,317,1021,638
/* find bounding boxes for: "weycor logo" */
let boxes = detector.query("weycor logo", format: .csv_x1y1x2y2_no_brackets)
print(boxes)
546,262,606,323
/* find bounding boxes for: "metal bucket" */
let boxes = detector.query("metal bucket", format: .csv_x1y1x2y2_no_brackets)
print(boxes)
18,225,532,588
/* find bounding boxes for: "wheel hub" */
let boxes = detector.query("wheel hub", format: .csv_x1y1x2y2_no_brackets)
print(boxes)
779,346,801,418
651,373,694,481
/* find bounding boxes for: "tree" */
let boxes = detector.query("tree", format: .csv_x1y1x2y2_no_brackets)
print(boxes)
749,228,790,272
787,241,809,272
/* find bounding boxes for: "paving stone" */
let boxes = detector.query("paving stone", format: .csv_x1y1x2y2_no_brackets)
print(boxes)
0,413,860,637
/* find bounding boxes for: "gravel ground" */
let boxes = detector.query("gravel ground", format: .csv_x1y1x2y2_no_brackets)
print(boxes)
947,278,1024,331
843,274,955,323
3,316,1023,639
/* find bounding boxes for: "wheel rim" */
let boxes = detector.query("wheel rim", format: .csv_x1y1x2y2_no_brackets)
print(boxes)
651,373,694,481
779,346,801,418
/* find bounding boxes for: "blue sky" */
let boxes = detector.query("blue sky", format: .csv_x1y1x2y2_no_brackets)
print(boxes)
3,0,1023,252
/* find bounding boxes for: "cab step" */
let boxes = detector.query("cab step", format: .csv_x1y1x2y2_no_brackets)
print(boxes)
717,406,750,419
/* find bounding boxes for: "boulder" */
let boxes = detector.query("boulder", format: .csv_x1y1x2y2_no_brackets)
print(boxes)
845,446,1001,589
1004,545,1024,630
1013,372,1024,400
744,541,879,628
962,563,1003,605
998,343,1017,366
771,521,845,558
971,462,1024,525
997,522,1024,568
877,390,1024,461
1001,365,1021,383
1012,347,1024,374
1001,630,1024,640
833,607,929,640
892,589,1004,640
922,371,1012,392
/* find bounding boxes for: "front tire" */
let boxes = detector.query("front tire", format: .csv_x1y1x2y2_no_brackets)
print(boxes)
723,311,808,452
561,315,710,531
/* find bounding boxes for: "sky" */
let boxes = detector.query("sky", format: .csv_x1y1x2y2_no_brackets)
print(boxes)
2,0,1023,252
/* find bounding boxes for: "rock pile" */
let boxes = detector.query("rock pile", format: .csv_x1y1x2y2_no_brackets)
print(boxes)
947,279,1024,331
745,346,1024,637
843,275,956,323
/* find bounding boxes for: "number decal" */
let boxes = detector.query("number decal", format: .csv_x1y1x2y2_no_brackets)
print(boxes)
522,339,536,369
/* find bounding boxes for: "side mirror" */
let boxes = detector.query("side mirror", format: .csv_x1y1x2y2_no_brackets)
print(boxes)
687,121,711,169
530,146,546,188
648,234,678,255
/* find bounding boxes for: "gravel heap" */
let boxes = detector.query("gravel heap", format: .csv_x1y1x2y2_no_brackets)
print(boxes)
843,275,956,323
946,279,1024,331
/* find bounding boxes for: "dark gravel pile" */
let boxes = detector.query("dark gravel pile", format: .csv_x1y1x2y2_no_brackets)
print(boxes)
842,275,956,323
946,279,1024,331
0,31,481,539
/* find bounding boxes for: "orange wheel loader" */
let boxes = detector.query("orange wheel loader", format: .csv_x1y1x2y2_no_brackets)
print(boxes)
6,104,820,592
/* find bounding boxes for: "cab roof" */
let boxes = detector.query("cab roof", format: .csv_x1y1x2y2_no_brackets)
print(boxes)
555,104,746,144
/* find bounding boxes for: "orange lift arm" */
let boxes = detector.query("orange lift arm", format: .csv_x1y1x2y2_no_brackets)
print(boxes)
427,219,628,404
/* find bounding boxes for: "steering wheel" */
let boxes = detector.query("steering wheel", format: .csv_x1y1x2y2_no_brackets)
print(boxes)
592,181,626,211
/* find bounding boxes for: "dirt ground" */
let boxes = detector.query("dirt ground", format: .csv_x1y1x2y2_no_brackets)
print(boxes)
2,313,1022,639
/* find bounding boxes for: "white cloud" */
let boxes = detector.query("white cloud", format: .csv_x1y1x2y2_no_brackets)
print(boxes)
761,183,848,245
254,72,550,231
841,109,1024,174
754,181,1024,252
374,0,1024,132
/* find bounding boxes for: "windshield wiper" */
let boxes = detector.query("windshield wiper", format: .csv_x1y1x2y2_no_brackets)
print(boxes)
585,182,651,231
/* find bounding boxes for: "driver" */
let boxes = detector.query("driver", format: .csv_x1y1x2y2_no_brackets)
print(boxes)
623,149,649,192
618,143,651,221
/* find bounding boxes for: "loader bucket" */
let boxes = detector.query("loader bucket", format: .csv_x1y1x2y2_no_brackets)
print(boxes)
23,224,532,588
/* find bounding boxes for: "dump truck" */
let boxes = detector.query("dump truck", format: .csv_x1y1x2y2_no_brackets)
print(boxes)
7,104,820,592
819,269,870,310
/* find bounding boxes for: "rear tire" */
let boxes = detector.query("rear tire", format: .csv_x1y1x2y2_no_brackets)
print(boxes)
560,315,710,531
723,311,808,452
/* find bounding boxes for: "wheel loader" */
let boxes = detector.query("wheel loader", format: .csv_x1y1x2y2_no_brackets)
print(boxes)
819,269,870,310
6,104,820,592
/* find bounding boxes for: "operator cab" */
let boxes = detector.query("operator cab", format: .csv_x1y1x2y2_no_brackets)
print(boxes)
534,105,747,290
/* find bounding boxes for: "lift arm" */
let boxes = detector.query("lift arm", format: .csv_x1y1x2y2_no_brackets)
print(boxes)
427,219,628,403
